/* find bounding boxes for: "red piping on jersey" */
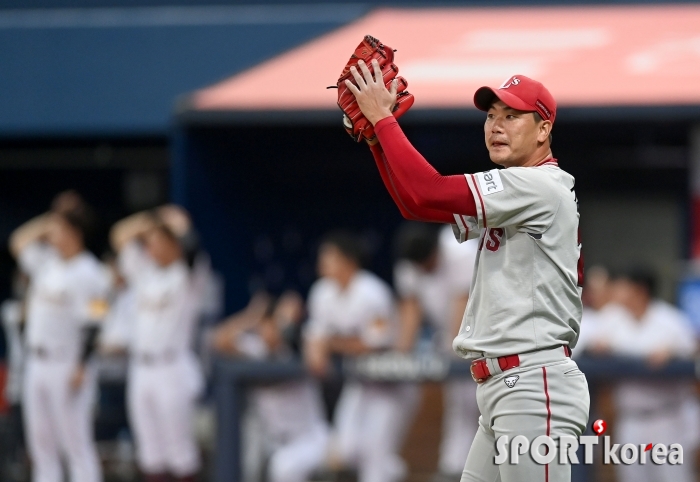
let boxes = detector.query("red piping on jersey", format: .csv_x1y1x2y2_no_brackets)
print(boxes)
455,214,467,235
460,215,472,236
470,174,488,228
543,367,552,482
536,158,558,167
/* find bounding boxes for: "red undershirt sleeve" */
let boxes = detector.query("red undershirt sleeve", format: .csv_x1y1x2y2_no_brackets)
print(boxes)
369,144,455,224
374,116,477,217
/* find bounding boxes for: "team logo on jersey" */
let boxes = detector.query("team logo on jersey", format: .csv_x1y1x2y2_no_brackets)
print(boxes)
499,76,520,89
476,169,504,196
504,375,519,388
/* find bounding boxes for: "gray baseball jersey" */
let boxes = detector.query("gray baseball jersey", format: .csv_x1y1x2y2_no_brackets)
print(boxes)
451,159,583,359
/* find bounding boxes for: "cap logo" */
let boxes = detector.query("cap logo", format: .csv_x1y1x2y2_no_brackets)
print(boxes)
499,76,520,89
535,100,551,119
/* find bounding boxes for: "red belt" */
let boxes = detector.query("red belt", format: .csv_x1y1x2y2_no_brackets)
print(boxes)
470,346,572,384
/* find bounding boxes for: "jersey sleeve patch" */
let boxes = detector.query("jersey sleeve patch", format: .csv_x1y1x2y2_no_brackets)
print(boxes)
476,169,504,196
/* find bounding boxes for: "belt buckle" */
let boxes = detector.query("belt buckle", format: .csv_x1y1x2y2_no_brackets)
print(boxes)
470,362,489,384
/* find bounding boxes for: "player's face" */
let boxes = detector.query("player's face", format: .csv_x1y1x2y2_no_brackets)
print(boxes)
317,243,354,282
46,214,82,256
484,101,549,167
144,228,182,267
259,318,282,352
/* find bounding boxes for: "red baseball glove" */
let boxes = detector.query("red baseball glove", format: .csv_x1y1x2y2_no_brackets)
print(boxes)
331,35,414,142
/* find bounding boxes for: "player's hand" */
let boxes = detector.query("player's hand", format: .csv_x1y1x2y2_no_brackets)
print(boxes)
156,205,191,237
647,348,672,369
69,365,86,391
305,339,330,377
344,59,397,126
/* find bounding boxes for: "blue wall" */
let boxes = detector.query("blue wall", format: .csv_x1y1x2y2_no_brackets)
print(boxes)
0,4,367,136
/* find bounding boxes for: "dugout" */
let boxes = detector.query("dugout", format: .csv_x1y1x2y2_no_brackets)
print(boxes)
173,4,700,313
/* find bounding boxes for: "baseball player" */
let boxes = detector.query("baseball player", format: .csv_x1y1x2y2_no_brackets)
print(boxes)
110,206,208,482
590,267,698,482
213,291,329,482
574,266,613,356
393,223,480,478
344,63,589,481
1,271,29,481
9,203,110,482
304,231,418,482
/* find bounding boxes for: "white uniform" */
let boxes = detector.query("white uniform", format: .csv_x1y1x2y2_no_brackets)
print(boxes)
2,299,24,405
19,242,110,482
236,333,329,482
99,288,135,350
451,162,590,482
119,242,205,477
594,301,698,482
571,307,603,356
305,270,418,482
394,226,479,474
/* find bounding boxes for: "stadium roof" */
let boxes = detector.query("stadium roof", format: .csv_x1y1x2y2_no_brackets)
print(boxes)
181,4,700,124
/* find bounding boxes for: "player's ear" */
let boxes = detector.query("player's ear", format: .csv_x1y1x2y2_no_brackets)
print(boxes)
537,120,552,144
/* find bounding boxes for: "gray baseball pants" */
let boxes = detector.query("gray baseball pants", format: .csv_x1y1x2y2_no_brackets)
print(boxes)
461,346,590,482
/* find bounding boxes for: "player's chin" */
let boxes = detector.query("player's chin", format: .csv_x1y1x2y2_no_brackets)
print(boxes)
488,148,511,166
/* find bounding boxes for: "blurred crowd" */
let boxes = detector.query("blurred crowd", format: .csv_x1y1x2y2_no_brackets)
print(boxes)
575,265,700,482
0,191,699,482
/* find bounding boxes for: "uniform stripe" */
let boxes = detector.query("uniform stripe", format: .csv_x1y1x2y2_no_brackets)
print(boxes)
453,214,467,242
542,367,552,482
470,174,487,227
460,215,472,238
536,157,559,167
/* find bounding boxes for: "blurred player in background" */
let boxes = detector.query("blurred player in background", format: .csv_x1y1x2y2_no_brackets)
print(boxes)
590,267,698,482
573,265,613,356
0,270,30,481
9,196,110,482
212,291,329,482
98,254,135,355
110,205,208,482
393,222,479,480
304,231,418,482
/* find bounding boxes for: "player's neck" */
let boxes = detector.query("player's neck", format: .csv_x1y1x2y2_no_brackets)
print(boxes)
629,298,651,321
59,244,83,260
335,269,359,290
520,148,554,168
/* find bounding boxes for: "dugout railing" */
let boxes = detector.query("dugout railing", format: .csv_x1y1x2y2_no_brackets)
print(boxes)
213,353,698,482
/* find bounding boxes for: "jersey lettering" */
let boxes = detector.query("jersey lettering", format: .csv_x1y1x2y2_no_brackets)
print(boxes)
485,228,504,252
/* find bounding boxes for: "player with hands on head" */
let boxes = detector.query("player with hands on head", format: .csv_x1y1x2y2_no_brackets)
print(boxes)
9,196,109,482
343,49,589,482
110,205,208,482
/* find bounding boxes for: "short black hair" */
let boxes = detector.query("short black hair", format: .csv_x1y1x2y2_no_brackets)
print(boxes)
321,230,368,267
59,203,96,242
393,222,440,264
620,266,657,298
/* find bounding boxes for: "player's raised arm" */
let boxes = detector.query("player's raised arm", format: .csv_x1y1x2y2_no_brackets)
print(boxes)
8,213,52,258
345,60,477,217
368,142,456,224
109,211,156,252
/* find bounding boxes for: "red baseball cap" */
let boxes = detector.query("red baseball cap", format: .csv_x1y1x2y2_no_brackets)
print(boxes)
474,75,556,123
